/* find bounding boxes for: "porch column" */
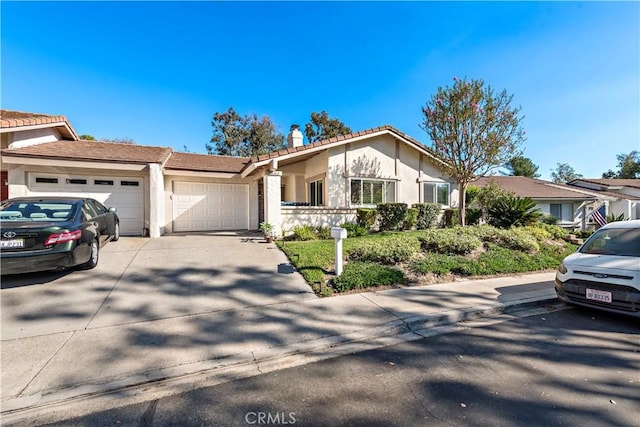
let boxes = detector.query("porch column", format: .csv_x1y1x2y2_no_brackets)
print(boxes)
264,170,282,236
148,163,165,238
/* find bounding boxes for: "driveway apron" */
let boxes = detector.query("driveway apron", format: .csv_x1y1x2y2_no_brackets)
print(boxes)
1,232,316,401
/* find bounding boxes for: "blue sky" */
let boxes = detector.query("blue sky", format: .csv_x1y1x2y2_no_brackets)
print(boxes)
2,1,639,180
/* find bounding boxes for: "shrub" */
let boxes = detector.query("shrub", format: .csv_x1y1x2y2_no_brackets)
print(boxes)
403,208,419,230
333,262,404,292
291,225,318,241
443,208,458,227
356,208,377,229
487,228,540,253
487,195,542,228
536,223,568,240
314,226,331,240
413,203,441,229
540,214,558,225
521,225,552,242
349,236,421,264
377,203,408,231
419,229,482,255
466,208,482,226
341,222,369,237
410,253,473,276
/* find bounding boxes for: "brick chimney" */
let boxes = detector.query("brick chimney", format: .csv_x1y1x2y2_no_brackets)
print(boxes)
287,124,303,148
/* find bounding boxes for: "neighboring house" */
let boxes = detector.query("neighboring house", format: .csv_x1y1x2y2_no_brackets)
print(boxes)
1,110,457,237
473,176,598,229
567,178,640,221
0,110,79,200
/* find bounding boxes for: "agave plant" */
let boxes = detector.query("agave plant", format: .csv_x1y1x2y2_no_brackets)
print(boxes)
606,212,626,223
488,195,542,228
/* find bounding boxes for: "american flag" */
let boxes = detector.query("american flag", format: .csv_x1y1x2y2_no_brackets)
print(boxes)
590,204,607,227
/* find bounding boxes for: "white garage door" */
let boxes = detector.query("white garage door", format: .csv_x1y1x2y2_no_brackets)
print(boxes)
28,173,145,236
172,181,249,232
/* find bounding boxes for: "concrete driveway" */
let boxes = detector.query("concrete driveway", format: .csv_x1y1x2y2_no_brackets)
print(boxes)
1,232,316,400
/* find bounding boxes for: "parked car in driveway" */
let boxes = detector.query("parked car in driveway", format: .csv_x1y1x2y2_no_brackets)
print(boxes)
0,197,119,275
555,220,640,318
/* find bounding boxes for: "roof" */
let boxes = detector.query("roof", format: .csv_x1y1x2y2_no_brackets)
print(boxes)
569,178,640,190
473,176,596,200
165,152,249,173
0,109,79,140
2,139,172,165
248,125,443,165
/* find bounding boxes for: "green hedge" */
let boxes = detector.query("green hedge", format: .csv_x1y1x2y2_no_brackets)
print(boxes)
403,208,419,230
341,222,369,237
412,203,441,229
348,236,421,264
333,262,405,292
419,229,482,255
356,208,377,229
377,203,408,231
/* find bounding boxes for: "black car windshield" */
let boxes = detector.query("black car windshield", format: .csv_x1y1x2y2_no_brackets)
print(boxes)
579,227,640,257
0,201,77,222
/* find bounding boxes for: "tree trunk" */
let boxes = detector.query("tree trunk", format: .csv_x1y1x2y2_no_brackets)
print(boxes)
458,183,466,226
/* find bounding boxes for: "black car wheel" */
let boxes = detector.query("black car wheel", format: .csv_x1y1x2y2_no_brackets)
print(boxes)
112,222,120,242
81,239,100,270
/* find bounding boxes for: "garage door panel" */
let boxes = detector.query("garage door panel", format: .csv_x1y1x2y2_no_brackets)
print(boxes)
28,174,144,236
172,181,249,232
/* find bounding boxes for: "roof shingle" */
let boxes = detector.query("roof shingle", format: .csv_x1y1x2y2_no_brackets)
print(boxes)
165,152,249,173
2,140,172,164
249,125,441,164
474,176,596,200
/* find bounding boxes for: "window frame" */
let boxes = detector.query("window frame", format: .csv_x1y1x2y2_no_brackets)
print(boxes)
309,179,324,206
423,182,450,207
350,178,396,207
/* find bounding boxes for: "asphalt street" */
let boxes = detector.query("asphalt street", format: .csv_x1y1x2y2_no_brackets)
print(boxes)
31,306,639,427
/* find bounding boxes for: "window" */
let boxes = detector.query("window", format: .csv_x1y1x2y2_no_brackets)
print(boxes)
424,182,450,206
309,179,324,206
66,179,87,184
35,177,58,184
121,180,139,186
550,203,572,221
95,180,114,186
350,179,395,206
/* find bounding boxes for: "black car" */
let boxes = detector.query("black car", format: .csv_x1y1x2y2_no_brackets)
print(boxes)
0,197,119,275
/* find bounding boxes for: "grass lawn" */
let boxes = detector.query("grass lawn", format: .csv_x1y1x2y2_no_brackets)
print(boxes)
277,226,576,296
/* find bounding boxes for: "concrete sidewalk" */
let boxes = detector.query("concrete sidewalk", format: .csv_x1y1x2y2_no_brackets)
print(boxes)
1,271,559,424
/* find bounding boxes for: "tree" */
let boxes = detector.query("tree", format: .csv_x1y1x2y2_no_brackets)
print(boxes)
207,107,284,156
550,163,583,183
602,151,640,179
78,134,96,141
421,77,525,225
304,111,352,144
502,156,540,178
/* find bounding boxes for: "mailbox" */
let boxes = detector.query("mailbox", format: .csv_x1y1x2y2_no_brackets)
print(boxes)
331,227,348,239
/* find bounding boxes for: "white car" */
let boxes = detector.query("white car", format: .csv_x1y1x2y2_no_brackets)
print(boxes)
555,220,640,318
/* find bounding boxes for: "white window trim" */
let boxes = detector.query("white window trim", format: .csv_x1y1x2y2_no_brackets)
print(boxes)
423,181,451,207
308,178,324,206
350,178,396,207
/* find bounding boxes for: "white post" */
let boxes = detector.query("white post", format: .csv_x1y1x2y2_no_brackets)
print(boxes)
264,170,282,236
331,227,348,276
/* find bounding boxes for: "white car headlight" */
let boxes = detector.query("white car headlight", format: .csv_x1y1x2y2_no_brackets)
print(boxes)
557,262,568,274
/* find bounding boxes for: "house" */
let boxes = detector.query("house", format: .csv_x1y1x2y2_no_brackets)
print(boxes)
473,176,597,229
473,176,640,230
1,110,457,237
567,178,640,221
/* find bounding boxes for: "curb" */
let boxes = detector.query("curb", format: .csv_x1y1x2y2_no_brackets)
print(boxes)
1,294,559,425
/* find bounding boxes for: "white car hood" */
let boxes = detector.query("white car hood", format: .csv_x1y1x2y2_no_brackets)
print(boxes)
564,253,640,272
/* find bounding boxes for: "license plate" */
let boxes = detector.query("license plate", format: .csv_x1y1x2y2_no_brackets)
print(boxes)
0,239,24,248
586,288,612,303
